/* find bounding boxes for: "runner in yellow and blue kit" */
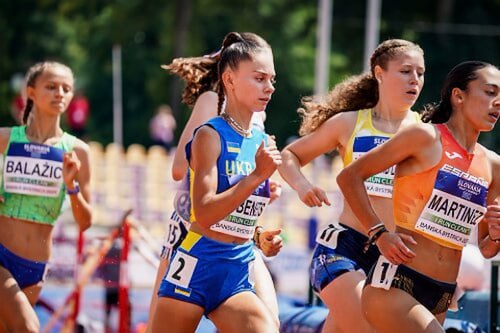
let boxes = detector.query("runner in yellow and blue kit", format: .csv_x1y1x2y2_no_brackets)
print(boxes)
159,116,271,310
150,32,282,333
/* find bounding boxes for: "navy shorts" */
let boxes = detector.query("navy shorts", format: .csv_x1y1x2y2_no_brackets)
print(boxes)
158,231,256,316
366,258,456,314
310,223,380,293
0,243,47,289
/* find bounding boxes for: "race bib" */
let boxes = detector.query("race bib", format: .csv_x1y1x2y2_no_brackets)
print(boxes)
416,165,488,247
210,179,270,239
353,136,394,198
370,255,398,290
3,143,64,197
315,223,347,249
165,251,198,289
163,210,189,251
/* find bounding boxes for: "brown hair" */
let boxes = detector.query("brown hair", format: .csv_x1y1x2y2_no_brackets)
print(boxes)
162,56,219,108
299,39,424,135
163,32,271,113
421,61,498,123
22,61,74,124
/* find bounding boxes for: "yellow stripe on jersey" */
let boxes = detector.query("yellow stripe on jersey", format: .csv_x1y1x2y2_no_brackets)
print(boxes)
180,230,202,252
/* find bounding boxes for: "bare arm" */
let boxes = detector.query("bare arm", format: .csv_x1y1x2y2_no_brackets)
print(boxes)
191,126,280,228
478,150,500,258
279,112,355,207
64,139,92,231
171,91,218,180
337,124,438,264
0,128,11,154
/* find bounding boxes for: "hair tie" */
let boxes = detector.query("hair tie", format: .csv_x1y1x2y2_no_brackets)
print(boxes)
203,47,223,59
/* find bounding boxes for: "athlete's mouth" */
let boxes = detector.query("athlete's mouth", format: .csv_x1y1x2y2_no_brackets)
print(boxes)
489,111,499,120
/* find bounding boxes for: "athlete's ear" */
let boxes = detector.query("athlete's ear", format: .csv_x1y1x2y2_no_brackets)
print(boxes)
373,65,383,83
26,86,36,101
451,87,464,104
221,70,235,91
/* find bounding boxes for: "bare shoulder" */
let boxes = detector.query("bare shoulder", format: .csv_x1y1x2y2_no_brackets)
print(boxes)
0,127,12,153
319,111,358,140
193,124,219,144
72,138,91,158
482,145,500,174
397,122,437,145
326,110,358,128
196,91,218,105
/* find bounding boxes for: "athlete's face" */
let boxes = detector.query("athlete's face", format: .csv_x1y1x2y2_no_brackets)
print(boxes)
458,66,500,132
376,50,425,111
227,48,276,113
27,65,74,118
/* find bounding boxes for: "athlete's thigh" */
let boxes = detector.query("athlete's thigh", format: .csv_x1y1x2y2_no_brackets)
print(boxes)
253,253,279,323
0,267,39,332
209,291,277,333
362,286,445,333
150,296,204,333
320,270,374,333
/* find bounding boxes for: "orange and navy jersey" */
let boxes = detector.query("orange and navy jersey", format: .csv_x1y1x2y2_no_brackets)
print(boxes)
343,109,421,198
393,124,491,250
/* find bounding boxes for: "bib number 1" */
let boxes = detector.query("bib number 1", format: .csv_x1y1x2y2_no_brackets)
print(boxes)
165,251,198,289
370,255,397,290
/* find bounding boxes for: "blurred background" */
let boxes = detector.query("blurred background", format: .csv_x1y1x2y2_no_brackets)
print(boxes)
1,0,500,149
1,1,500,332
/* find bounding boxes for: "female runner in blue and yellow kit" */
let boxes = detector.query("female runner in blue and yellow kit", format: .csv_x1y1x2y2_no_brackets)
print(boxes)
145,42,283,333
150,32,282,333
279,39,425,333
0,62,92,332
338,61,500,332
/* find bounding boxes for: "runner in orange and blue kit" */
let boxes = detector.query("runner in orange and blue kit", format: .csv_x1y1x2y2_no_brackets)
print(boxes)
338,61,500,333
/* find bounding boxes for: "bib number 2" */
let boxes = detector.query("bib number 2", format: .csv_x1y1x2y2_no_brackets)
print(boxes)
165,251,198,289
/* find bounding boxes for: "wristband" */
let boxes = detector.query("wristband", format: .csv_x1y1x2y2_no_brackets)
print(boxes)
368,223,385,237
363,225,388,253
253,226,264,249
67,184,80,195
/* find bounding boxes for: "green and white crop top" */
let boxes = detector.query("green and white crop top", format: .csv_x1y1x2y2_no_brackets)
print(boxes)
0,126,76,225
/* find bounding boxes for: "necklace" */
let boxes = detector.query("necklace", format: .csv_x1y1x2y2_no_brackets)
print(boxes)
221,112,252,137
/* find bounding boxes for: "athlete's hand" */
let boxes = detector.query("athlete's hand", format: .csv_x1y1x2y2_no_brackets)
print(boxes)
269,179,282,204
485,199,500,241
297,183,330,207
375,231,417,265
259,228,283,257
63,151,81,186
254,141,282,180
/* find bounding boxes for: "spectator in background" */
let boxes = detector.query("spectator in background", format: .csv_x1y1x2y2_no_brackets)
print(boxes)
149,104,177,153
100,234,131,333
66,91,90,139
10,93,25,125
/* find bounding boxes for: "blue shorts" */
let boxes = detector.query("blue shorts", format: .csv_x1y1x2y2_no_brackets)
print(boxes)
310,223,380,293
158,231,256,316
0,243,47,289
365,261,456,314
